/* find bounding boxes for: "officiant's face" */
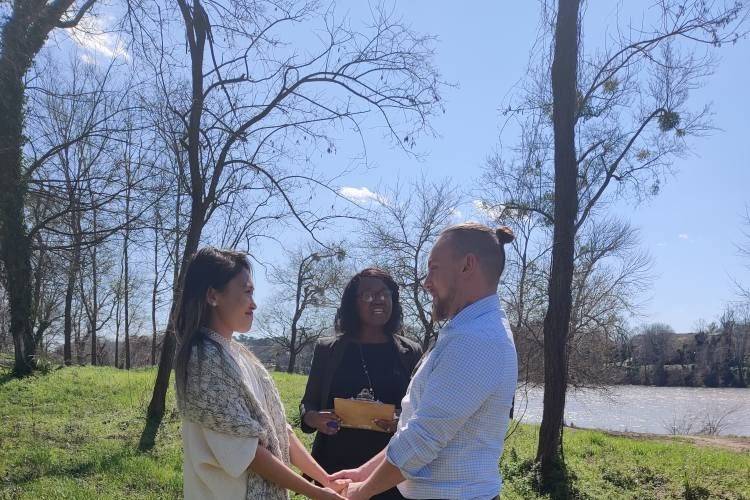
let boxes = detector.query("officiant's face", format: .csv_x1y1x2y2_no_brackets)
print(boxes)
356,277,393,329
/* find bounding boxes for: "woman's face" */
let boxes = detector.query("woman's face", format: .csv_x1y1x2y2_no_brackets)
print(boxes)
207,268,257,334
356,277,394,330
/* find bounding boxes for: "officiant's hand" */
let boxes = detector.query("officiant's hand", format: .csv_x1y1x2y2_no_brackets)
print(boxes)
372,418,398,433
304,410,342,435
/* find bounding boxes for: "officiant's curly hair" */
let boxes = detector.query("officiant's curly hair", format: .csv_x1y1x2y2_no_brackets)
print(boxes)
335,268,403,337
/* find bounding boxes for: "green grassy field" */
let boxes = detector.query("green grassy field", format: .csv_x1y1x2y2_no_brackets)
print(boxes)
0,366,748,499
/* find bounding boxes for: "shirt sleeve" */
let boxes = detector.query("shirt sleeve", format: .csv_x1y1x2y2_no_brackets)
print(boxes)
202,427,259,478
299,341,327,433
386,333,510,479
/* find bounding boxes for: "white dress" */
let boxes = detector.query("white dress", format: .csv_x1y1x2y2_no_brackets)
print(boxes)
182,331,272,500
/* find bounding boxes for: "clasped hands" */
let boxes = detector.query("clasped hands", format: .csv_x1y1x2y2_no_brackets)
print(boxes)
322,466,372,500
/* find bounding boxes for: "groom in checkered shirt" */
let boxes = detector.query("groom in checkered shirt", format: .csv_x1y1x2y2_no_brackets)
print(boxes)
333,222,518,500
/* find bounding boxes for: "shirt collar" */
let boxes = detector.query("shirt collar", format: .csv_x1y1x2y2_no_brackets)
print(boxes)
201,327,234,347
444,294,500,331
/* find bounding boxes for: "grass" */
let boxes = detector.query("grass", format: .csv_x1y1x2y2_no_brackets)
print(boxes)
0,366,748,499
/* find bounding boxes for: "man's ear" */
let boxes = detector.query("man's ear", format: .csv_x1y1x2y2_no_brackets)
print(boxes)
463,253,478,274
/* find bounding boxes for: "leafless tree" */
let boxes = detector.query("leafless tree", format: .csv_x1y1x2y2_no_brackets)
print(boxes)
257,243,347,373
0,0,109,376
139,1,445,445
719,304,749,387
360,176,460,350
736,207,750,304
487,0,747,485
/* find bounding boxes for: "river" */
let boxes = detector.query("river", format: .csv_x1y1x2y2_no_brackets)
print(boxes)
514,385,750,436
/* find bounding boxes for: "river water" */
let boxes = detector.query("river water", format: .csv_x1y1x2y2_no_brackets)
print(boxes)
514,385,750,436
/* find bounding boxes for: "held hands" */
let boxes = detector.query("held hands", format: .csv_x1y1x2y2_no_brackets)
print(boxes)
329,468,373,499
322,476,350,494
305,410,342,435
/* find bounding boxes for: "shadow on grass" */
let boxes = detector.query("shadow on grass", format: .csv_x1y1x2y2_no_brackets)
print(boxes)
0,370,16,385
138,415,161,452
7,448,132,487
0,363,64,386
502,448,582,500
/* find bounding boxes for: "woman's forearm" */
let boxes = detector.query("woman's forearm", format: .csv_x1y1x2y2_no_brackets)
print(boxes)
249,445,321,498
288,429,329,485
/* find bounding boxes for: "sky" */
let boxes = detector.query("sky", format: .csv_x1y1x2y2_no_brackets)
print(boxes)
56,1,750,334
313,1,750,333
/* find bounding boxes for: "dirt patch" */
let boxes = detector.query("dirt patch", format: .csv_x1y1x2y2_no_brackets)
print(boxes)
676,435,750,453
567,427,750,453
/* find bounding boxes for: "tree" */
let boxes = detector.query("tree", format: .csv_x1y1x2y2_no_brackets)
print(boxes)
737,207,750,303
0,0,102,376
490,0,747,486
719,305,749,387
258,244,347,373
140,1,444,447
640,322,675,386
566,219,651,387
533,0,579,483
360,177,460,350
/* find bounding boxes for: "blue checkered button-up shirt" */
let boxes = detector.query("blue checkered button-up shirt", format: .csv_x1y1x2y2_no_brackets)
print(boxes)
386,294,518,500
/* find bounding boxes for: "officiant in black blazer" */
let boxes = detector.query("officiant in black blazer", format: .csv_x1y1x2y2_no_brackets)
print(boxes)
299,268,422,500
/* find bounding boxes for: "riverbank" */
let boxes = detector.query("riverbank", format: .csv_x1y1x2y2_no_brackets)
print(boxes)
1,366,748,499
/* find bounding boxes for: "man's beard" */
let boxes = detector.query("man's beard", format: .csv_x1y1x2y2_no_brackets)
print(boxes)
431,286,457,322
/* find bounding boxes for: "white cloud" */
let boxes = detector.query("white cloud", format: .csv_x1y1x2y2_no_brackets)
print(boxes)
678,233,689,240
67,15,129,61
450,207,463,218
339,186,385,204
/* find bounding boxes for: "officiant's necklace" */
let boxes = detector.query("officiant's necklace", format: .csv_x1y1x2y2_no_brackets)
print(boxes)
356,343,377,402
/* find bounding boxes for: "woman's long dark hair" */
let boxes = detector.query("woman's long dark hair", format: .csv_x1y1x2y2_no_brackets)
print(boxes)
174,247,251,400
334,268,403,337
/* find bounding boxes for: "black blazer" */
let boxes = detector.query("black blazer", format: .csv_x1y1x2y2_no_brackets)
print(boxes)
299,334,423,433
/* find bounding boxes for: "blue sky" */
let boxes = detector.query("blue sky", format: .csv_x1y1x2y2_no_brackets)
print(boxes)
312,1,750,332
54,1,750,333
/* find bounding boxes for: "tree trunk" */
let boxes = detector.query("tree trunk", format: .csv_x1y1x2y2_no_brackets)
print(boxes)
115,277,121,368
124,162,131,370
151,210,160,365
90,206,99,366
0,0,88,378
141,0,208,449
75,304,84,365
0,48,35,377
535,0,581,485
141,216,204,450
63,212,82,366
287,322,299,373
63,252,76,366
